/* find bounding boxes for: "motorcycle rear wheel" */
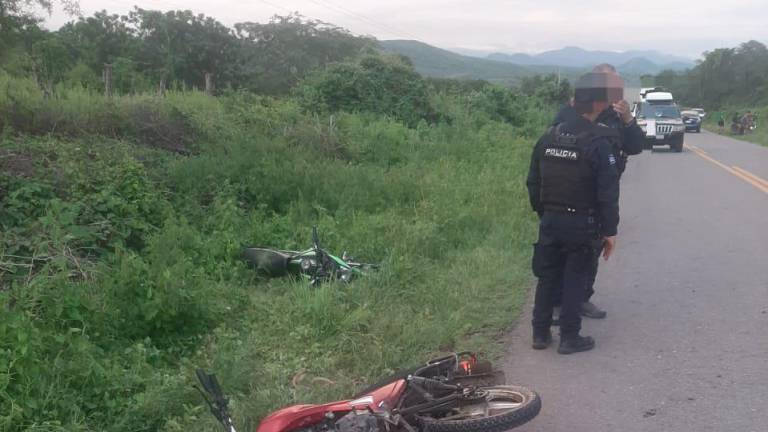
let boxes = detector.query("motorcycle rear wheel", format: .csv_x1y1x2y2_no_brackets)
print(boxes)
418,385,541,432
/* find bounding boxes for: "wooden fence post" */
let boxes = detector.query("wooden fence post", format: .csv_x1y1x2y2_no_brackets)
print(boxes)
103,64,113,97
204,72,213,95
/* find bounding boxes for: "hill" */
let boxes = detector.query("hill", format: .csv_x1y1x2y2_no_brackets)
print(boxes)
379,40,581,84
617,57,663,75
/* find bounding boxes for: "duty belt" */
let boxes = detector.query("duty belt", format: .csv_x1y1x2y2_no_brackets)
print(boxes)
541,204,596,215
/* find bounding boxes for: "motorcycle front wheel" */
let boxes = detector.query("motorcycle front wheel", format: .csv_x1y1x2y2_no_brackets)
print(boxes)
418,385,541,432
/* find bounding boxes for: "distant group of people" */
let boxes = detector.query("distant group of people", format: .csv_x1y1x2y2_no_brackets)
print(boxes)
525,64,644,354
718,111,757,135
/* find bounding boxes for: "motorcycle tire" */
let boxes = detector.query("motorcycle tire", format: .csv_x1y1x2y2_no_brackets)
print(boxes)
418,385,541,432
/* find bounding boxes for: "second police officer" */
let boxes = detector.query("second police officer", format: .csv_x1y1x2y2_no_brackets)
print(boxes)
550,64,644,322
526,70,623,354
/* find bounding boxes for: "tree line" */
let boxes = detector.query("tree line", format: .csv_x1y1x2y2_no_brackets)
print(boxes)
651,40,768,108
1,2,375,95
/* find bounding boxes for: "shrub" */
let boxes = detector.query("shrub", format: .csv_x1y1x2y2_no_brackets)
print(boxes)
296,55,436,126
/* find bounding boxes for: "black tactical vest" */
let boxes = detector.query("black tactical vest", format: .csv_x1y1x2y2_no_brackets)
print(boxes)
538,124,605,212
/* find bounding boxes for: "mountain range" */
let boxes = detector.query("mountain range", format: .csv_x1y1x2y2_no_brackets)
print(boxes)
380,40,694,86
486,46,693,74
379,40,583,85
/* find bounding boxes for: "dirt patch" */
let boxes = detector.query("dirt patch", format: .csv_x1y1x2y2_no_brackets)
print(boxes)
126,103,193,155
0,150,36,178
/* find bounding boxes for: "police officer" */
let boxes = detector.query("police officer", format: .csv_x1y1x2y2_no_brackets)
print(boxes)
550,64,644,321
526,71,621,354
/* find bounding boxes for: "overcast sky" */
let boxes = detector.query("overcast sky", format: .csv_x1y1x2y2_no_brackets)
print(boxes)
42,0,768,59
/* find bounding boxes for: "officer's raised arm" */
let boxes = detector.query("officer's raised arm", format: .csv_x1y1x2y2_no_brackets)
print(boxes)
620,116,645,156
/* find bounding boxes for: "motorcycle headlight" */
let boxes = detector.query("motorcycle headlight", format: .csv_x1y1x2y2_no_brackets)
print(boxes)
300,258,316,273
339,268,353,283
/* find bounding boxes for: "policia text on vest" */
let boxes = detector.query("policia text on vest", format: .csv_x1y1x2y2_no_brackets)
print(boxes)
544,148,579,161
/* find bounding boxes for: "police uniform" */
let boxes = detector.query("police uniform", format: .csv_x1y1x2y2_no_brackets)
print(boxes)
550,105,644,306
526,114,620,346
554,105,645,177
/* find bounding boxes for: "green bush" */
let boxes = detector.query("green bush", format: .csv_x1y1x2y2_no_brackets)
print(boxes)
296,55,436,126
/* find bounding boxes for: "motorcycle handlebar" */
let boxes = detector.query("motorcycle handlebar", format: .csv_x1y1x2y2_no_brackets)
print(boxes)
195,369,236,431
408,375,460,392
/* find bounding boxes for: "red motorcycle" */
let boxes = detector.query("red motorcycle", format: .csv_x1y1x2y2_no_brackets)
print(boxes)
196,352,541,432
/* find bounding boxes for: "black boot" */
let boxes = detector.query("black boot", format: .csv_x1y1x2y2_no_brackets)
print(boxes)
580,301,607,319
532,328,552,350
558,335,595,354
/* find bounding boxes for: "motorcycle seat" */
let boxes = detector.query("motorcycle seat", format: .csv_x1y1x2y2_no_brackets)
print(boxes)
242,247,293,276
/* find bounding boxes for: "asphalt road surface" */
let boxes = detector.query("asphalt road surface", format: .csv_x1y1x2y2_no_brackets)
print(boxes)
503,131,768,432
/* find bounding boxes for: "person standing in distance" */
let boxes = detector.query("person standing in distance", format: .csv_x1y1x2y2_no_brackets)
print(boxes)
549,64,643,321
526,71,621,354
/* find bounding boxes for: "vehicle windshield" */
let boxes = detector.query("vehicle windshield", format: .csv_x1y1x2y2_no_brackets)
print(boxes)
639,103,680,119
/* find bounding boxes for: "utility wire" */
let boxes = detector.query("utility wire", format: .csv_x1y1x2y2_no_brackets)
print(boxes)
305,0,422,40
255,0,299,16
317,0,423,40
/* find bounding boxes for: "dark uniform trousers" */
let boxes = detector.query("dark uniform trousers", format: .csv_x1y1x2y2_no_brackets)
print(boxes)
532,212,601,336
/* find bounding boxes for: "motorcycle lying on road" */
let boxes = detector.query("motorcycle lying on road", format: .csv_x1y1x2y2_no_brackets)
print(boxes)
196,352,541,432
242,226,376,286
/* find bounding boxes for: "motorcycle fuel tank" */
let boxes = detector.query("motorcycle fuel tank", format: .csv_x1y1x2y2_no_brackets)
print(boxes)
256,380,406,432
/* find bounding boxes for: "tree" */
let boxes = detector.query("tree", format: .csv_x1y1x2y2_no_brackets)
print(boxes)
0,1,79,76
124,8,238,90
654,40,768,108
233,14,373,94
57,11,138,74
296,54,435,125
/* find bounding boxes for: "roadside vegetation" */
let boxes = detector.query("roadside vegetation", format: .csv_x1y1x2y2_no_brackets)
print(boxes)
0,4,570,430
648,40,768,147
702,107,768,148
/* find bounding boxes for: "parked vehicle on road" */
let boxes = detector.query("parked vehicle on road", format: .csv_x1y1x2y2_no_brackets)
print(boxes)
242,226,376,286
681,110,702,133
636,101,686,152
638,87,670,101
196,352,541,432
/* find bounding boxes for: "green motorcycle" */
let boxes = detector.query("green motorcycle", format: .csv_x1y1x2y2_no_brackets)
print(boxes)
242,226,376,286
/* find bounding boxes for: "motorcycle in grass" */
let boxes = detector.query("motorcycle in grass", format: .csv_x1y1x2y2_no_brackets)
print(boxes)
242,226,376,286
196,352,541,432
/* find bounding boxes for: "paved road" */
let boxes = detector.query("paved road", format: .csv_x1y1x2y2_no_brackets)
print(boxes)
503,131,768,432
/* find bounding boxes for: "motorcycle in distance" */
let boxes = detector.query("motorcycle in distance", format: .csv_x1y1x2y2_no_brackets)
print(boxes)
731,114,758,135
196,352,541,432
242,226,377,286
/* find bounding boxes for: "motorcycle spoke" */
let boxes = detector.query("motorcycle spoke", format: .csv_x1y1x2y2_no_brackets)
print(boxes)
438,391,526,420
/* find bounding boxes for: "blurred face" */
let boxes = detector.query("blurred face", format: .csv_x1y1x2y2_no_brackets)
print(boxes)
593,100,611,114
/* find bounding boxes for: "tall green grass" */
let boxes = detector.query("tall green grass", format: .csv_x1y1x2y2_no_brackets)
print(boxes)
0,76,548,431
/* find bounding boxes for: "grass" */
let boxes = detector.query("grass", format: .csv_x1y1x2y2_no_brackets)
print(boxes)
0,75,548,431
